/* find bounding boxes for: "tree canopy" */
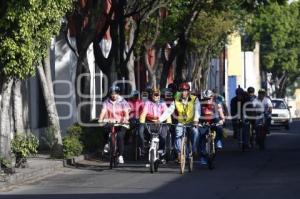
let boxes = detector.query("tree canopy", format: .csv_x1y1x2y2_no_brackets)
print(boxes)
0,0,73,79
246,0,300,96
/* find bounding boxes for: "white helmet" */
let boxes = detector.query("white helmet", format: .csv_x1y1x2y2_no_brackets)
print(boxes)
203,89,214,99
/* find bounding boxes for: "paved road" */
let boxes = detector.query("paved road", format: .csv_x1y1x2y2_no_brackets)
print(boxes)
1,120,300,199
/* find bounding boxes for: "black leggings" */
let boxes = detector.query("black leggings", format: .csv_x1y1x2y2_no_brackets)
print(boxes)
105,126,127,156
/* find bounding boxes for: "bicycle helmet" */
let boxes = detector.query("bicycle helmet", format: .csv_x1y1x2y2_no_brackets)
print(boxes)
150,88,160,96
235,87,244,95
130,90,139,97
109,85,120,94
247,87,255,94
178,82,190,91
258,88,266,94
203,89,214,98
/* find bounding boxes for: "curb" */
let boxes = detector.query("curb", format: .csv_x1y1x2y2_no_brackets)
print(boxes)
0,159,63,192
63,154,92,166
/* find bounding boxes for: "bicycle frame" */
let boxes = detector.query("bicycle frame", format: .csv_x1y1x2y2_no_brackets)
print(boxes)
144,123,163,173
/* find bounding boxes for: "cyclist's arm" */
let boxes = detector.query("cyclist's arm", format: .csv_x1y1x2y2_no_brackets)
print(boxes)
193,98,201,123
217,103,225,124
266,98,273,114
98,104,107,123
123,101,131,123
139,104,148,123
159,101,175,123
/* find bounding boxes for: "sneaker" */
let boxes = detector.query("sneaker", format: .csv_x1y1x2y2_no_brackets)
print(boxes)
200,157,207,165
118,155,124,164
216,140,223,149
103,143,110,153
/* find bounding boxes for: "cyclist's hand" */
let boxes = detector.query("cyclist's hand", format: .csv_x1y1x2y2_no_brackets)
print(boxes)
153,119,160,124
217,120,224,126
193,121,199,127
98,120,106,127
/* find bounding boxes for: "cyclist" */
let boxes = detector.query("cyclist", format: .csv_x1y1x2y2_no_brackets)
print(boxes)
98,85,130,164
230,87,246,139
200,89,225,149
245,87,257,147
159,82,200,163
128,90,144,123
212,89,229,118
138,88,171,156
253,88,272,136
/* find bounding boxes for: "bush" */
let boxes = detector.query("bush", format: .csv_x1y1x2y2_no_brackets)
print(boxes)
40,126,58,155
62,135,83,159
0,156,10,169
81,126,105,153
11,134,39,167
66,123,83,138
67,124,104,153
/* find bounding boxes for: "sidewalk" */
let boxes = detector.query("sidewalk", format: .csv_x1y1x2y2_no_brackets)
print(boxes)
0,155,64,191
0,128,235,192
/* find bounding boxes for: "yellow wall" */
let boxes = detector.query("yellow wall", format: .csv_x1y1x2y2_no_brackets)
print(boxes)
227,33,243,86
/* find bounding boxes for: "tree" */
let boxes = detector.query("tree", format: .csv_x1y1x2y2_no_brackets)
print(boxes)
0,0,73,159
246,1,300,97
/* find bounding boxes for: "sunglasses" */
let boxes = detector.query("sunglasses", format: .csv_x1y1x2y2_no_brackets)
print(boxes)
153,93,160,97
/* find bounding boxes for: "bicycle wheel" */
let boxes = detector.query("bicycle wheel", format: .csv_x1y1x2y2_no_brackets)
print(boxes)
188,140,193,172
165,132,173,162
109,137,115,169
207,131,215,170
150,149,155,173
239,128,244,152
180,137,186,174
132,134,139,161
154,160,159,172
256,125,266,150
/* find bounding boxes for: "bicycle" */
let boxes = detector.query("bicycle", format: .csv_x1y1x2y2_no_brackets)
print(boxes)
99,122,129,169
200,122,221,170
237,119,252,152
174,123,194,174
255,117,266,150
129,118,140,161
144,123,171,173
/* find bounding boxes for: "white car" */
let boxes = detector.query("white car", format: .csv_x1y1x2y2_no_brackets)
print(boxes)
271,99,292,130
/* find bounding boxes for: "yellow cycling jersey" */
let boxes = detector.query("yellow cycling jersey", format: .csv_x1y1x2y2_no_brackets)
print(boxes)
175,95,197,124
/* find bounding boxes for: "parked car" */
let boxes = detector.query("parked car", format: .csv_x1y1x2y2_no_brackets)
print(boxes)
271,99,292,130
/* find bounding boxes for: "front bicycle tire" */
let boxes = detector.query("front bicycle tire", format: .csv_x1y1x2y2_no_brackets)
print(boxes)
207,141,215,170
180,137,186,174
188,140,193,172
109,135,117,169
256,125,266,150
154,160,159,172
207,132,215,170
150,149,155,173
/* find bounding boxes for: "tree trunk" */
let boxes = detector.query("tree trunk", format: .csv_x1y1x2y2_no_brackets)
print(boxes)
13,79,25,135
37,63,63,156
126,18,137,90
0,78,14,160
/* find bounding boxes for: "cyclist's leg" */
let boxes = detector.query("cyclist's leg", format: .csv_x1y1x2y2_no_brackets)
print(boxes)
116,126,127,157
214,125,224,149
190,126,200,156
138,124,146,151
265,116,271,134
198,126,208,163
232,119,239,139
175,125,184,161
159,125,168,150
102,126,110,152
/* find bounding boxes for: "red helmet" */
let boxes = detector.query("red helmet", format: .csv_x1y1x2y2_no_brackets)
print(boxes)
179,82,190,91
